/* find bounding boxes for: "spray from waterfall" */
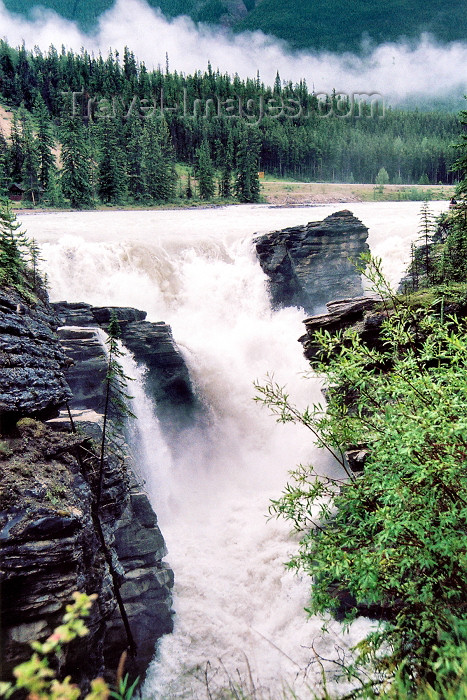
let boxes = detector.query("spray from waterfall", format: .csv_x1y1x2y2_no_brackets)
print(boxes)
95,327,175,520
25,202,448,698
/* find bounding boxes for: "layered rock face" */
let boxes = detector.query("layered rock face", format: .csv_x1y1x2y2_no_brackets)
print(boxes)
0,288,72,428
52,301,199,431
255,210,370,314
299,296,383,361
0,288,174,686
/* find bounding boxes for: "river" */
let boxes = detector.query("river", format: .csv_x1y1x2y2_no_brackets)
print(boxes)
20,200,448,698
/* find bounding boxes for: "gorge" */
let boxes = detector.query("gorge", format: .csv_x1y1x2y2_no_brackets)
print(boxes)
1,201,449,698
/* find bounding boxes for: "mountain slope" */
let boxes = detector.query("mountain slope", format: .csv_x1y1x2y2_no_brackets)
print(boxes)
235,0,467,51
3,0,467,50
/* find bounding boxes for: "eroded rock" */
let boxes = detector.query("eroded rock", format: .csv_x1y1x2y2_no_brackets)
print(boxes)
255,210,370,314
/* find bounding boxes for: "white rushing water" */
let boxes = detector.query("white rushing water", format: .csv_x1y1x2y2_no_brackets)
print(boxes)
22,201,448,697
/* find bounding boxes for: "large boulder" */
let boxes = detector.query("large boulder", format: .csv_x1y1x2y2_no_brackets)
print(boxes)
255,210,370,314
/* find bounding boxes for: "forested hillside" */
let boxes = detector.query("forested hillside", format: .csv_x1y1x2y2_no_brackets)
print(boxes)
0,39,461,208
4,0,466,51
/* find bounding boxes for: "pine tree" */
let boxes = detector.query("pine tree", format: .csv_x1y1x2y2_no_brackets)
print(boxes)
0,200,30,287
8,111,24,184
235,127,261,203
20,110,40,203
141,117,176,202
28,237,43,291
453,103,467,204
125,112,145,201
97,118,127,204
60,115,94,208
33,94,56,193
417,200,436,281
0,136,8,197
442,101,467,281
196,138,215,200
186,171,193,199
219,131,234,198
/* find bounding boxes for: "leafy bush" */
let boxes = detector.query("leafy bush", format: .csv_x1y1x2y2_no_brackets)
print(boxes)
0,592,108,700
256,258,467,697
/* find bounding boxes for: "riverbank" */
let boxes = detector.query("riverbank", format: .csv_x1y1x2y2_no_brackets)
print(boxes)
11,182,454,215
261,180,455,206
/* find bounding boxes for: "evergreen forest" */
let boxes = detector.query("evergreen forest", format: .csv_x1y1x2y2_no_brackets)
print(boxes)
0,39,462,208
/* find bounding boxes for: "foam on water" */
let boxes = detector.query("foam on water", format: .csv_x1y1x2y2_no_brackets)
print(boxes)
22,201,447,697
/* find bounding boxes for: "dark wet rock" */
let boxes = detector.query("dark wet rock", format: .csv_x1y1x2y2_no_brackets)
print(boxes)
299,296,382,361
1,287,175,686
255,210,370,315
0,288,72,426
56,327,107,411
52,302,199,430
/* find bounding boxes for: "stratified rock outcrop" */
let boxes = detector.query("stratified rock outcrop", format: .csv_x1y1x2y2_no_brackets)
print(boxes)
52,302,199,431
0,288,72,427
0,289,174,686
47,414,174,679
299,296,382,361
255,210,370,314
0,418,114,683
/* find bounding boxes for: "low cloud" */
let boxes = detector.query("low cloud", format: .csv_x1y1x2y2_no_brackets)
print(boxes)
0,0,466,102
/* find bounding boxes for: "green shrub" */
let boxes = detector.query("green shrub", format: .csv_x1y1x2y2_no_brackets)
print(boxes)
256,258,467,697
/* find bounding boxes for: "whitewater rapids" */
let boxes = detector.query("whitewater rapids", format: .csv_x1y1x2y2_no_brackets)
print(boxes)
21,201,448,697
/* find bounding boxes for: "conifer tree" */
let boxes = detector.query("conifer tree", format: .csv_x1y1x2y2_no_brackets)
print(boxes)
20,110,40,203
0,137,8,197
33,94,56,193
196,138,215,200
186,171,193,199
8,111,24,184
97,118,127,204
235,127,261,203
141,117,176,202
219,132,233,198
125,112,145,201
417,200,436,281
453,102,467,203
60,115,94,208
0,200,29,287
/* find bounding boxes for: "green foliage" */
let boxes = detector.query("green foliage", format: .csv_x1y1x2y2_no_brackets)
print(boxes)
235,0,467,52
0,198,30,288
97,311,135,510
0,38,460,204
109,674,139,700
375,166,389,186
0,592,109,700
96,118,127,205
33,94,56,193
60,115,95,209
196,138,215,199
141,117,177,203
256,257,467,697
235,126,261,203
6,0,466,53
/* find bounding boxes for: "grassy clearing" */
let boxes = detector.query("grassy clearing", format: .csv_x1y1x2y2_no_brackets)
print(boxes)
260,179,455,205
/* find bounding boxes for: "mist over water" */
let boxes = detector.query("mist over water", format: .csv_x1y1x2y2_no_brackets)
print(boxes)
1,0,466,101
21,201,448,697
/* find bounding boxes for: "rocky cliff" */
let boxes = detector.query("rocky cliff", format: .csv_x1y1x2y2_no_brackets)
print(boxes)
255,210,370,315
0,286,175,686
0,287,72,430
52,301,200,434
299,296,383,361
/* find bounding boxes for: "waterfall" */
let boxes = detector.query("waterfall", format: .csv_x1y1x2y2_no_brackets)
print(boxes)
22,201,448,697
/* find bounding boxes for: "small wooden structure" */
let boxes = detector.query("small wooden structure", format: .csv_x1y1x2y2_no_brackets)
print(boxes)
8,183,25,202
